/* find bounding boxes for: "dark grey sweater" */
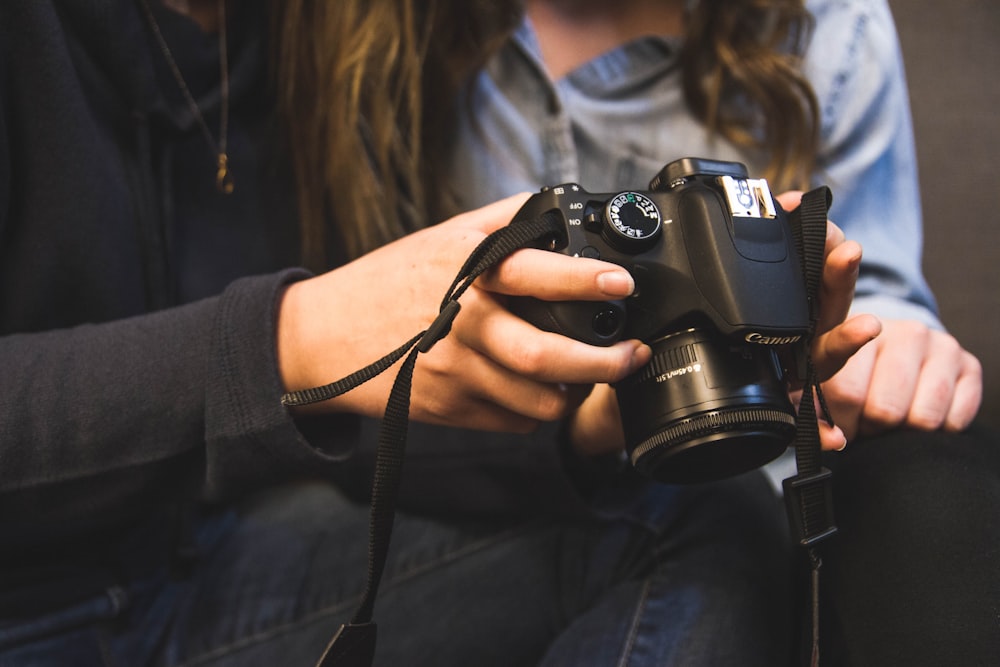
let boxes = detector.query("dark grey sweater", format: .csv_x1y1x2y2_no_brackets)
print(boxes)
0,0,600,615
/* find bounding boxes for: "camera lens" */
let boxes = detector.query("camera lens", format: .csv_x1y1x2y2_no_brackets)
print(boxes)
616,328,796,484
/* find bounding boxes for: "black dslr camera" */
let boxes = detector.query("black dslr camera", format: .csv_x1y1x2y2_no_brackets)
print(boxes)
511,158,812,484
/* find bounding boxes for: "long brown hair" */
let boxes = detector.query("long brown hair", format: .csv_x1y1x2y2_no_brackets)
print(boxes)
682,0,819,190
271,0,818,268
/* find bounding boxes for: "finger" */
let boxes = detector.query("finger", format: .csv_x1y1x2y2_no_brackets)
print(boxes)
823,220,847,257
455,288,651,384
567,383,626,457
775,193,846,254
945,351,983,431
816,238,863,335
812,313,882,381
434,396,541,433
819,419,848,451
775,190,804,211
431,393,541,434
905,331,964,430
792,386,849,451
859,322,929,431
415,342,588,427
478,249,636,301
820,341,878,441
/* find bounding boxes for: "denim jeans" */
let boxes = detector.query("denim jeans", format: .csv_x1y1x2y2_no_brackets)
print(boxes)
0,472,791,667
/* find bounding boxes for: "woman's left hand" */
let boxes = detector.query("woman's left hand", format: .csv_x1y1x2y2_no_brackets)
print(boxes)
819,320,982,442
776,193,983,445
784,191,882,451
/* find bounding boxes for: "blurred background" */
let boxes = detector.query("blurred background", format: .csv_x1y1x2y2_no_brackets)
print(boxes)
888,0,1000,431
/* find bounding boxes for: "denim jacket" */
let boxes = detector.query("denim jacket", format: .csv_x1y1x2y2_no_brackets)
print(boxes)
446,0,940,328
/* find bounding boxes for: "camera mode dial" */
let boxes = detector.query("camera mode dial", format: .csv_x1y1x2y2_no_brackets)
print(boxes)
602,191,662,253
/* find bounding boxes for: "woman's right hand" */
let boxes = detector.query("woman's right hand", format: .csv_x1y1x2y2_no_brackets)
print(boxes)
277,193,651,432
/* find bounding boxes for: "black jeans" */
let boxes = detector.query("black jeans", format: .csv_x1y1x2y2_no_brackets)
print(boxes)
817,424,1000,666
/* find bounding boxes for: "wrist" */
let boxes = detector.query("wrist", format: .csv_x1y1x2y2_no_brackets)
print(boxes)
275,279,312,395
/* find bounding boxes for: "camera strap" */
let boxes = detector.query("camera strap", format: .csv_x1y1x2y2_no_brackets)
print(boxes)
282,188,836,667
282,211,568,667
784,185,838,667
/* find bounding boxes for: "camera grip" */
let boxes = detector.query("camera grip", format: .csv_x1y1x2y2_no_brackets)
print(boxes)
510,296,627,347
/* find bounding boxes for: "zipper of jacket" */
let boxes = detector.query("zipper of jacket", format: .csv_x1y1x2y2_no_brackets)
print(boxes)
128,110,174,311
129,110,200,570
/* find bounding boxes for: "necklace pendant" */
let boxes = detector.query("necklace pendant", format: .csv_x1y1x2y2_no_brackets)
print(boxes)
216,153,235,194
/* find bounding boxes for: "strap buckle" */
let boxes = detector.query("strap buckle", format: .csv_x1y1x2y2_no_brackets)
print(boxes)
416,300,462,353
783,467,837,548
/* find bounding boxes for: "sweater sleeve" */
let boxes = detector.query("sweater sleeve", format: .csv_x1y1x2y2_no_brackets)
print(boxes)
0,270,355,539
203,270,357,499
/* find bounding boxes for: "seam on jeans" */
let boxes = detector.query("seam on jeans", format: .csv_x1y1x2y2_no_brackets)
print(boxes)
616,578,651,667
98,624,117,667
173,522,544,667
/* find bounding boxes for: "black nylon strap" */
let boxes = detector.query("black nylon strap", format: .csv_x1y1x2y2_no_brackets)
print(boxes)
352,346,418,625
793,187,833,326
786,187,836,505
783,186,837,667
286,211,566,667
281,334,423,408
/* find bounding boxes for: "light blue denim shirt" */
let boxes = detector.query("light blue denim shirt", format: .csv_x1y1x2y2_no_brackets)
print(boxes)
445,0,940,328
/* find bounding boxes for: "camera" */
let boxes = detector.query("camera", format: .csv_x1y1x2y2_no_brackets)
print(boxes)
510,158,812,484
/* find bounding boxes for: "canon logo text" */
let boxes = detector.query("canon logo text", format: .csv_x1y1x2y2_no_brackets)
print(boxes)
744,332,802,345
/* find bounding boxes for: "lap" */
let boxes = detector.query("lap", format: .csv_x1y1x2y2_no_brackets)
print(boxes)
12,426,997,667
819,424,1000,665
123,471,789,667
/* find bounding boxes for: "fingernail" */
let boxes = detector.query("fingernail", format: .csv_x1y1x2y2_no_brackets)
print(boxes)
597,270,634,297
835,430,848,451
629,341,652,373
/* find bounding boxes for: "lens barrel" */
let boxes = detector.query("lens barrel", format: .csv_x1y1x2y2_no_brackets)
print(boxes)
617,328,796,484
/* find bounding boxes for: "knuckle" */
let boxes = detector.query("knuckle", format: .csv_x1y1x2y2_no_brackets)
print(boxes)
823,377,868,408
893,320,930,343
533,387,571,422
509,337,550,375
483,256,522,291
937,332,962,357
417,394,455,426
908,412,943,431
908,397,948,430
964,351,983,380
864,398,908,427
924,376,956,407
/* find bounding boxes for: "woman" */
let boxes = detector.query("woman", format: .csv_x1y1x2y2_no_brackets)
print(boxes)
0,2,983,667
439,2,994,663
277,0,992,663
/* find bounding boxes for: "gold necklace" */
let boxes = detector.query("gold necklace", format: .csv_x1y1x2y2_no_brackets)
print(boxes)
138,0,235,194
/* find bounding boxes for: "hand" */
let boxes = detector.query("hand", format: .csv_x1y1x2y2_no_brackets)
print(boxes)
568,191,883,457
820,319,983,442
277,193,651,432
771,191,883,451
